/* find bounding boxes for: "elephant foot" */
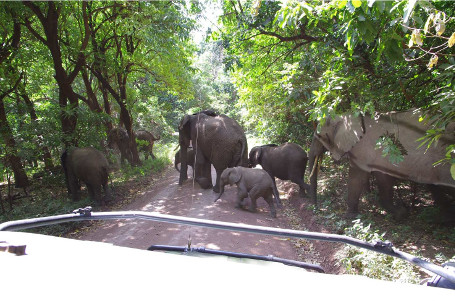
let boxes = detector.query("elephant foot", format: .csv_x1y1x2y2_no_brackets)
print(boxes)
212,186,220,193
270,211,277,218
197,178,213,189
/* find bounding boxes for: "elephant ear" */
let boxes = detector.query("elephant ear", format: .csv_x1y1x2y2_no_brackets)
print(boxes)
228,167,242,184
332,114,365,160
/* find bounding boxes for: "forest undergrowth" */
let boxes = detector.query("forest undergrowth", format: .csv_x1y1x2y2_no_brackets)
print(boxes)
303,159,455,283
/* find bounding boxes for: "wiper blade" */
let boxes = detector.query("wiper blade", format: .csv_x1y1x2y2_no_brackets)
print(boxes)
148,245,325,273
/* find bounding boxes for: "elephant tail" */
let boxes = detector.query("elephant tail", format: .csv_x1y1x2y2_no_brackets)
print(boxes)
233,139,247,167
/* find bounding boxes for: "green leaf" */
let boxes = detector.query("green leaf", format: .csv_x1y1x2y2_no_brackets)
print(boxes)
352,0,362,9
451,164,455,180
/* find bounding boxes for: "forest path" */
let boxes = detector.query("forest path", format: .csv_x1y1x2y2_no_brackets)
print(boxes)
76,166,343,274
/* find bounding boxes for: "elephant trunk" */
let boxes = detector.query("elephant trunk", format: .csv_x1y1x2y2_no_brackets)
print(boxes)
308,136,325,206
214,178,226,202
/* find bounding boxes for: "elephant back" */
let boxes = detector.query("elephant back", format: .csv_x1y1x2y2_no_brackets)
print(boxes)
68,147,109,185
195,114,248,168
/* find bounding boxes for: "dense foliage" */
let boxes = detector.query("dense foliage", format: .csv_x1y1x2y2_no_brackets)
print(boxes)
218,0,455,166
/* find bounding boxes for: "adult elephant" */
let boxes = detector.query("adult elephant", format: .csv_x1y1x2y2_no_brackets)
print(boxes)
248,143,309,202
135,130,160,160
61,147,111,205
107,127,133,165
178,110,248,193
308,108,455,220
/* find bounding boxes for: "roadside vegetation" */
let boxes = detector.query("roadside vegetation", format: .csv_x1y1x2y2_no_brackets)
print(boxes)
1,0,454,283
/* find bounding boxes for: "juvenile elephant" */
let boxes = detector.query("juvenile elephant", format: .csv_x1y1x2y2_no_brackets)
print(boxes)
249,142,309,201
178,110,248,193
174,147,195,173
214,167,280,217
308,108,455,220
107,127,133,165
135,130,160,160
61,147,111,205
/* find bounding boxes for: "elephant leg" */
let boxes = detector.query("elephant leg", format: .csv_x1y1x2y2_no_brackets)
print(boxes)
428,185,455,224
248,186,263,213
86,184,101,204
194,153,212,189
67,172,80,202
293,177,308,198
346,164,369,218
374,172,407,220
263,194,277,218
235,188,248,209
102,184,111,205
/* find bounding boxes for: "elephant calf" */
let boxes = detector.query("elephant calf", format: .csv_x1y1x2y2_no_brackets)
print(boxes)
249,142,309,200
174,147,195,173
61,147,111,205
136,130,160,160
214,167,280,218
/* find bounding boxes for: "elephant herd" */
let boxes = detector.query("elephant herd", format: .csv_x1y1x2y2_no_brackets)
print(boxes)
61,108,455,224
177,109,455,223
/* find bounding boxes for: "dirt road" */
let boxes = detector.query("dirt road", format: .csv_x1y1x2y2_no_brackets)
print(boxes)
78,166,343,273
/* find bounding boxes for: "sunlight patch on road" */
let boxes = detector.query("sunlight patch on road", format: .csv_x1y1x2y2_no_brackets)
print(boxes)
206,243,220,250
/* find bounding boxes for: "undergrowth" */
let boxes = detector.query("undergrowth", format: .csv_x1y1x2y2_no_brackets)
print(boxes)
0,144,173,236
309,160,455,283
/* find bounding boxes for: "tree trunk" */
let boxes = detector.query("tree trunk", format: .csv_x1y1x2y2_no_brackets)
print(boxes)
23,1,90,148
0,94,29,188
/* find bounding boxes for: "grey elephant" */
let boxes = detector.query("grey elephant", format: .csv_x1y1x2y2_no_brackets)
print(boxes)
214,167,280,217
308,108,455,220
135,130,160,160
178,110,248,193
174,147,195,174
249,143,309,201
61,147,111,205
107,127,133,165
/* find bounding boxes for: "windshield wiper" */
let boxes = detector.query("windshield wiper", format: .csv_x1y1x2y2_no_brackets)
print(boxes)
148,245,325,273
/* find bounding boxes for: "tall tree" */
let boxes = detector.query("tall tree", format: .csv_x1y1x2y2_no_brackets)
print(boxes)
22,1,90,147
0,6,29,187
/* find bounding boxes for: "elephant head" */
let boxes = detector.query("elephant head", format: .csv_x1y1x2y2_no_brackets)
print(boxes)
214,167,242,201
248,144,278,168
314,114,365,162
178,111,218,188
107,127,133,165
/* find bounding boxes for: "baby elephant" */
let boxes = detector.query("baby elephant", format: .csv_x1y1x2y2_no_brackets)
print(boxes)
214,167,280,218
174,147,195,173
